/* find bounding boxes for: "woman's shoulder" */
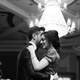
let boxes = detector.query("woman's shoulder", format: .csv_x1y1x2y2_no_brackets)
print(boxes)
45,47,60,62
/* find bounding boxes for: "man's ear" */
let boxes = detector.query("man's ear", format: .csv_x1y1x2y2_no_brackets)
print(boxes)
32,33,36,38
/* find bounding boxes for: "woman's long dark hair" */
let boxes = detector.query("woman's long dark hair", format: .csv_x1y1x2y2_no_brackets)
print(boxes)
43,30,60,53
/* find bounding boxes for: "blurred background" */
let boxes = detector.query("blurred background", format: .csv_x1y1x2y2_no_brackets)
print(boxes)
0,0,80,80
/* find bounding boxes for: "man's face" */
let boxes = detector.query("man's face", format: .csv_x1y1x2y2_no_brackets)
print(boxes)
34,30,44,43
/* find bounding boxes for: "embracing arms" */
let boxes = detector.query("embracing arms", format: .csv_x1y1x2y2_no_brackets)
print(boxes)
27,45,60,71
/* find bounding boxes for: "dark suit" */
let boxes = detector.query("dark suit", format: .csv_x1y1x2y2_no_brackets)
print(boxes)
16,43,50,80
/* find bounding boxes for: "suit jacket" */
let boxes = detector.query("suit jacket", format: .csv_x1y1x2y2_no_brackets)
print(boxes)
16,43,50,80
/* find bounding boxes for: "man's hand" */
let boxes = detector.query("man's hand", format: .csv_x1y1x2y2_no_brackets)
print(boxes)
27,45,36,53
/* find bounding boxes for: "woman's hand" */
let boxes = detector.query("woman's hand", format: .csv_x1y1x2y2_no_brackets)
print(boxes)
48,47,60,60
48,47,57,55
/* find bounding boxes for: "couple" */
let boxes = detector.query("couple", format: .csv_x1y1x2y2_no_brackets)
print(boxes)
16,26,60,80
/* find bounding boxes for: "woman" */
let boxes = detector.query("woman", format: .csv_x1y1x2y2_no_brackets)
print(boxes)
27,30,60,80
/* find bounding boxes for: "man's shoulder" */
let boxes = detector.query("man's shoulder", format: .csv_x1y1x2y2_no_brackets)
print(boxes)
18,43,32,57
25,42,33,47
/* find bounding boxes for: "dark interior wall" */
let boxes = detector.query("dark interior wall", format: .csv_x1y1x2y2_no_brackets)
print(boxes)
0,8,29,40
0,8,29,80
0,51,19,80
77,56,80,80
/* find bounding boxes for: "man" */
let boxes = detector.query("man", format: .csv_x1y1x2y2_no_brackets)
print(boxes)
16,26,45,80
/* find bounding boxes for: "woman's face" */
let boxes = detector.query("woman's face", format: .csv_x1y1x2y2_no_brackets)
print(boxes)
40,34,49,48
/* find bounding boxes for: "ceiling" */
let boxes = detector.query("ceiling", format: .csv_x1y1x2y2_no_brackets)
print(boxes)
0,0,80,19
67,0,80,15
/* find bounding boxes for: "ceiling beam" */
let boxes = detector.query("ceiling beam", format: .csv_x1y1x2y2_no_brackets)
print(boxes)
0,0,30,19
0,22,26,39
68,0,78,7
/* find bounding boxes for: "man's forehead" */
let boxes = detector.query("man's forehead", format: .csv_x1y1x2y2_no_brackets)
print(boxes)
36,30,44,34
40,30,44,33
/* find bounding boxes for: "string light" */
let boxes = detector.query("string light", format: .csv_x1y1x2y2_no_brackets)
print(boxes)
29,20,34,27
69,21,76,33
67,18,71,27
38,3,42,9
58,0,61,4
63,3,67,9
35,18,39,26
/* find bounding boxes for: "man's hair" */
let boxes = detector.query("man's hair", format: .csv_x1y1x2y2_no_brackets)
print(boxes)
28,26,45,40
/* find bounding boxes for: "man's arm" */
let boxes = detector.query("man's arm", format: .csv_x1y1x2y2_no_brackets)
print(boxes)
24,47,49,79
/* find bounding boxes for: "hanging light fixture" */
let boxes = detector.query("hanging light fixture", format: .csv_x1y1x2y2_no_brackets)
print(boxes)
38,0,69,37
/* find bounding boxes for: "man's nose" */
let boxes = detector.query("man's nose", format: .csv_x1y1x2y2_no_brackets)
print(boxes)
40,40,43,44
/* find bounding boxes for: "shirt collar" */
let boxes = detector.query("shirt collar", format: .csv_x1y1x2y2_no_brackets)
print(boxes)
29,41,37,50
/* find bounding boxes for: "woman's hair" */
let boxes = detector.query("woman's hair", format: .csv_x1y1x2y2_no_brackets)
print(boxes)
43,30,60,52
